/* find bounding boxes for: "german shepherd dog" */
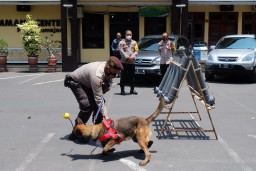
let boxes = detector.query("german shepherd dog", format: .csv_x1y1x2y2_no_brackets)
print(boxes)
73,97,165,166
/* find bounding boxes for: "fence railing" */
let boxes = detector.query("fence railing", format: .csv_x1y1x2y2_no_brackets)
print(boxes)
6,48,71,64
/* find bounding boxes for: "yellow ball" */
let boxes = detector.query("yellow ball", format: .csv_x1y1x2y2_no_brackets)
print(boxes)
64,113,70,119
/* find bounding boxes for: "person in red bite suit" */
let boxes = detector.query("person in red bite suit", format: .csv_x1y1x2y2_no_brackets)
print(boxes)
64,56,123,141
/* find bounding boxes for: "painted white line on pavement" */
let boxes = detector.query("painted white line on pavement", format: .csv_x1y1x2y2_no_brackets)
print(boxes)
14,133,55,171
216,91,256,114
18,74,45,85
0,74,43,80
33,79,64,85
248,135,256,139
119,158,147,171
218,136,253,171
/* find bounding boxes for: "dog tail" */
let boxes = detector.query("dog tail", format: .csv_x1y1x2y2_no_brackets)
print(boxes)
146,96,165,123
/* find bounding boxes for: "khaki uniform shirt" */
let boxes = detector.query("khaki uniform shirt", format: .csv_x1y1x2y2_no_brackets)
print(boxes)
70,62,111,116
119,39,139,64
158,40,176,64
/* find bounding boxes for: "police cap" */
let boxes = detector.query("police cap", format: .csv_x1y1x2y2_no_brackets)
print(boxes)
108,56,123,70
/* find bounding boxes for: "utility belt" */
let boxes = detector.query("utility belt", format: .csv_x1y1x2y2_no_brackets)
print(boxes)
64,74,78,88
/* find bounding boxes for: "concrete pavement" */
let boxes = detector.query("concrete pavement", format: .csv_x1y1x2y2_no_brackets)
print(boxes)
0,72,256,171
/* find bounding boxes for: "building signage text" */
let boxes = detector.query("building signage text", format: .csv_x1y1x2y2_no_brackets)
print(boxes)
0,19,61,33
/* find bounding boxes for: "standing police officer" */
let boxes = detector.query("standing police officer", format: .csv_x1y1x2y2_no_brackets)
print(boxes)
119,30,139,95
158,32,176,77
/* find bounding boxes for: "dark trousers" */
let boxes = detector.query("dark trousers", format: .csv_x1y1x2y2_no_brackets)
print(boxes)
120,63,135,90
68,80,103,125
160,64,170,78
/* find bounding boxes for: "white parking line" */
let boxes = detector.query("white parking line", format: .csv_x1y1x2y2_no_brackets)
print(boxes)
0,74,43,80
18,74,46,85
14,133,55,171
33,79,64,85
248,135,256,139
218,136,253,171
119,158,147,171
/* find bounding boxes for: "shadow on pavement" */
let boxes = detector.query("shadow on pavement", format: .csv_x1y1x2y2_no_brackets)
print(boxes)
153,119,211,140
64,149,157,162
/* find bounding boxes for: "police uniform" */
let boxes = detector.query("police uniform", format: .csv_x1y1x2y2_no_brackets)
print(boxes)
111,38,123,59
158,40,176,76
119,39,139,94
64,57,123,131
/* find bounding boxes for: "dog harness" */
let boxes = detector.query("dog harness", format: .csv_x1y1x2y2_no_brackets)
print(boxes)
97,119,123,143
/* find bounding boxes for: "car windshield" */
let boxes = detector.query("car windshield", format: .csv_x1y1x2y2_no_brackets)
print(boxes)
138,38,162,51
215,37,256,49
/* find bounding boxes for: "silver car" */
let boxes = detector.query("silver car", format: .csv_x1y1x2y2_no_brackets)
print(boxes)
205,34,256,82
135,35,191,77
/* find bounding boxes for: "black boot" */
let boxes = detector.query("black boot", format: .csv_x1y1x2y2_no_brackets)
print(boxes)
75,109,92,125
130,87,138,95
121,86,126,95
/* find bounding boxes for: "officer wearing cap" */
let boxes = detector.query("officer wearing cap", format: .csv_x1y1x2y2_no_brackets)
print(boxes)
64,56,123,141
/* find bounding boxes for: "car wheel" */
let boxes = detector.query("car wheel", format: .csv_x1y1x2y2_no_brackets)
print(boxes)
249,67,256,83
205,71,214,81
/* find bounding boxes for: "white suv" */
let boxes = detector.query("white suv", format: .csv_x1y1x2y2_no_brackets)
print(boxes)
205,34,256,82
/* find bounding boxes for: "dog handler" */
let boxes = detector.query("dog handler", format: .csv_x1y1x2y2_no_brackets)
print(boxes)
64,56,123,140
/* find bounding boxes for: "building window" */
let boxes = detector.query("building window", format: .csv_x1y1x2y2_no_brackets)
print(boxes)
187,13,205,45
242,13,256,34
144,17,166,36
209,12,238,46
82,13,104,48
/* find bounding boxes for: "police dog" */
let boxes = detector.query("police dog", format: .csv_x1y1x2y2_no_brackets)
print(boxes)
73,96,165,166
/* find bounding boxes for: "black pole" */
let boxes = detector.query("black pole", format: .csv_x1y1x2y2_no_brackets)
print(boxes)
181,0,188,37
171,0,180,35
61,0,79,72
70,0,78,71
61,0,68,71
171,0,188,36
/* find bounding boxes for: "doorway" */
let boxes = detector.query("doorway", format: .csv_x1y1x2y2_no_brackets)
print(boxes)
144,17,166,36
209,12,238,46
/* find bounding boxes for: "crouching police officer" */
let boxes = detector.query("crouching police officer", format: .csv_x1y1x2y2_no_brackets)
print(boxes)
64,56,123,141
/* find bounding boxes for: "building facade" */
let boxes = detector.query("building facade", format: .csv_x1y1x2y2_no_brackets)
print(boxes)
0,0,255,71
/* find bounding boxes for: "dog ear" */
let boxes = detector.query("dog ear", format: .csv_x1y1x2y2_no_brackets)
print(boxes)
76,117,84,125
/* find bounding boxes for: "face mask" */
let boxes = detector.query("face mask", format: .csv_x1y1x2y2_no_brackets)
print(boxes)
126,35,132,40
162,37,168,41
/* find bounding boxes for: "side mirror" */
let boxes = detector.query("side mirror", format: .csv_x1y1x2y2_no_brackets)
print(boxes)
210,45,216,50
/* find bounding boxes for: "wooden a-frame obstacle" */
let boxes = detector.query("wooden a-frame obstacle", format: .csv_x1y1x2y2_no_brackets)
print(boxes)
154,53,218,140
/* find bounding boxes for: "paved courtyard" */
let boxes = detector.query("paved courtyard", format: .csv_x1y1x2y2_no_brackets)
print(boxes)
0,72,256,171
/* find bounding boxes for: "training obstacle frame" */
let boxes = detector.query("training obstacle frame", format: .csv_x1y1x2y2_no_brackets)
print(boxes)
154,49,218,140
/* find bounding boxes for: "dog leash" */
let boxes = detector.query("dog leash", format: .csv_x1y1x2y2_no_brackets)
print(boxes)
93,98,104,124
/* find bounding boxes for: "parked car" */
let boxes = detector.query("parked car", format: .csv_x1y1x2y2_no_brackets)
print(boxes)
134,35,191,77
205,34,256,82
